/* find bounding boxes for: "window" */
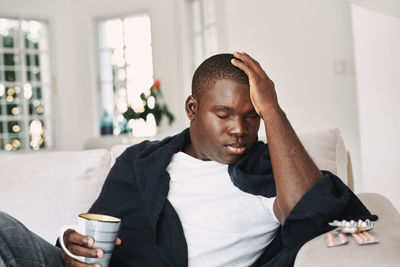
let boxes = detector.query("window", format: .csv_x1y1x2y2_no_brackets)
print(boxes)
0,18,53,151
97,14,154,136
188,0,218,69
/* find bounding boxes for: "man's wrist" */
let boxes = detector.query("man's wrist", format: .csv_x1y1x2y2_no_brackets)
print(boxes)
259,103,284,122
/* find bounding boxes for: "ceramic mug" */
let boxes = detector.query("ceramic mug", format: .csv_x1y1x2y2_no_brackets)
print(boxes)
59,213,121,267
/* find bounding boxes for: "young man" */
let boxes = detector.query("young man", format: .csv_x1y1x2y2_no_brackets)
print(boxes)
61,52,374,266
0,52,374,267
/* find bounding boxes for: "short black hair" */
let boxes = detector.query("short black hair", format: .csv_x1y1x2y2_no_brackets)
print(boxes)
191,53,249,100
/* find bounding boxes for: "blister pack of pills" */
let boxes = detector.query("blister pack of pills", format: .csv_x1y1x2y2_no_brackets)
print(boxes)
351,231,379,245
328,219,374,233
326,219,379,247
325,231,348,247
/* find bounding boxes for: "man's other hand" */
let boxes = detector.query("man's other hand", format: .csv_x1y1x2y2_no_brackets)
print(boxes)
61,229,122,267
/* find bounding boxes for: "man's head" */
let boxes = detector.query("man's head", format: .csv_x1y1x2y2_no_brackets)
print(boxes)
191,53,249,100
185,53,260,164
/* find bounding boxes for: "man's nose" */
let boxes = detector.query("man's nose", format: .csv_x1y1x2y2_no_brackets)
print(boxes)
228,117,247,137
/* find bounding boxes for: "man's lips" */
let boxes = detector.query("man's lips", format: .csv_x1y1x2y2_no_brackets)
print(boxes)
224,144,247,154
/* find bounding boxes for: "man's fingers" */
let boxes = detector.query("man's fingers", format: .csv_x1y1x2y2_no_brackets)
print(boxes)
60,250,101,267
64,229,94,247
231,57,262,85
115,237,122,246
233,51,270,79
232,52,263,80
233,51,260,69
65,243,104,258
231,57,252,77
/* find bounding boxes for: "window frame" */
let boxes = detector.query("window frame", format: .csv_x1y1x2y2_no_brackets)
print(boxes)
94,11,155,136
0,16,54,152
186,0,218,70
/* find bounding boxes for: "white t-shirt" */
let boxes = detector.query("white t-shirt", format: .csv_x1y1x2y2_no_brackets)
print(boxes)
166,152,280,267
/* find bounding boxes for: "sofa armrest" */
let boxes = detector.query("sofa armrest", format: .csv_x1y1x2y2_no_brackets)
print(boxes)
294,193,400,267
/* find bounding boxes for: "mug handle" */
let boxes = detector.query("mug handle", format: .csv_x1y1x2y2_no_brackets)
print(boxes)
58,225,85,262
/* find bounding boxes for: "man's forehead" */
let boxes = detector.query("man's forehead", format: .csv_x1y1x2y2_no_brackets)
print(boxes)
201,81,255,113
210,103,257,113
204,79,248,95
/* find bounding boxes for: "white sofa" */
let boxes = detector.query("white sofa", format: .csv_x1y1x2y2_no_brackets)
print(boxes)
0,128,399,266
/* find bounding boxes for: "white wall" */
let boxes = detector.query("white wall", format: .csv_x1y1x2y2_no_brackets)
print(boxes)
352,4,400,209
217,0,363,190
0,0,188,150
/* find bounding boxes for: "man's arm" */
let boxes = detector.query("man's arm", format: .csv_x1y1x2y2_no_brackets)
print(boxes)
232,52,323,224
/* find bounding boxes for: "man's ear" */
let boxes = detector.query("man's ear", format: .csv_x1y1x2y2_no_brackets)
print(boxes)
185,95,198,120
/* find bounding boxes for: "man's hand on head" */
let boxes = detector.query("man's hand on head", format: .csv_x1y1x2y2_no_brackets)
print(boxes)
231,51,280,119
232,51,323,223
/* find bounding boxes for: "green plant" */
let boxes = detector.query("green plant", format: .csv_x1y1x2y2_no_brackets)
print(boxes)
122,80,175,126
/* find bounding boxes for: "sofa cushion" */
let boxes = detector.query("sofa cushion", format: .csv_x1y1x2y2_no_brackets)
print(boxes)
0,149,111,243
299,128,348,185
258,128,348,185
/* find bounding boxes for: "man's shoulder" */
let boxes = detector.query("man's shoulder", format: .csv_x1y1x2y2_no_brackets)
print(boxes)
119,139,162,160
118,130,186,162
